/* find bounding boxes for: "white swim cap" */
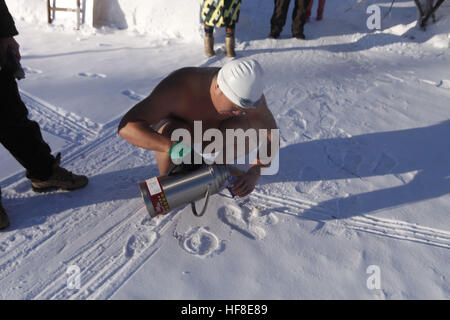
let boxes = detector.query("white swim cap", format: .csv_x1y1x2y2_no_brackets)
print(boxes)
217,58,265,109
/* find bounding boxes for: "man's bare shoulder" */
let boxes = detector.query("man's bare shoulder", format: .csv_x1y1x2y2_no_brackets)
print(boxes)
118,67,219,128
150,67,196,101
165,66,220,83
154,66,219,101
154,67,201,95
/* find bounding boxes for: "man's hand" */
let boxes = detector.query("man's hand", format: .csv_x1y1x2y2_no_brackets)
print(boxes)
0,37,20,69
168,141,192,161
168,141,205,172
231,165,261,197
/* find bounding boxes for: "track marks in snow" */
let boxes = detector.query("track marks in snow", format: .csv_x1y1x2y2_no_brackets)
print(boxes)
20,90,101,144
347,215,450,249
248,191,450,250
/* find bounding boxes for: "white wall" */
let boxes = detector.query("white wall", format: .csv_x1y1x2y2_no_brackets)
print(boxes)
6,0,47,24
108,0,202,41
6,0,203,41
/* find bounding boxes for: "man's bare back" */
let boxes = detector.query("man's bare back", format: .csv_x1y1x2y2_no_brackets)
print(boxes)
153,67,236,129
118,59,278,197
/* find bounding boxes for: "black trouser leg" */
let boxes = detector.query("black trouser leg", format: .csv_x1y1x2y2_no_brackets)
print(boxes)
270,0,291,35
0,70,55,181
292,0,311,35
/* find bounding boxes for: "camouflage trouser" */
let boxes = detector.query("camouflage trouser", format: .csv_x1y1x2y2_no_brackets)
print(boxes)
270,0,311,35
201,0,242,28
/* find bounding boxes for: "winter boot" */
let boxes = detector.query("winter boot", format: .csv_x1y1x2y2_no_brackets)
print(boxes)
31,153,88,192
268,29,280,39
293,32,306,40
0,191,9,231
225,35,236,57
204,34,215,57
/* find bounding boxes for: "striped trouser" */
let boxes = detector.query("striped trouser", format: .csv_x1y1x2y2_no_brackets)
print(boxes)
201,0,242,28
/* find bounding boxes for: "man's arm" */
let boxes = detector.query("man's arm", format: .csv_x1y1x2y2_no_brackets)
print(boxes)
231,95,279,197
246,95,279,171
118,78,177,153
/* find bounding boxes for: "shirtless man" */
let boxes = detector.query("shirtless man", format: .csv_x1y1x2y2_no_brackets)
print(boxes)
118,59,278,198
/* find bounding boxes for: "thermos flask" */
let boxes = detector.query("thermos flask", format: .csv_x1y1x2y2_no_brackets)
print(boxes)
138,164,233,218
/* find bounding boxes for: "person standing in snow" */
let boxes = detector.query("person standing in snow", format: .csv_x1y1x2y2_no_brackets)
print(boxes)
306,0,326,22
0,0,88,230
200,0,241,57
118,58,278,198
269,0,311,40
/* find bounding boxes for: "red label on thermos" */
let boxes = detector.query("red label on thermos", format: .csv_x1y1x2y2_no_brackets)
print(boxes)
144,177,170,215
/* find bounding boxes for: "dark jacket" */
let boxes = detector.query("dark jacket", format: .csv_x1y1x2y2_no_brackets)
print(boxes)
0,0,18,38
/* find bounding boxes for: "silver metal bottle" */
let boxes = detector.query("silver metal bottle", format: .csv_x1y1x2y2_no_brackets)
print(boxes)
138,165,231,218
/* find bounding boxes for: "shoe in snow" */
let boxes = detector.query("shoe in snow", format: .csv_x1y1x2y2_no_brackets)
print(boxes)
31,153,88,192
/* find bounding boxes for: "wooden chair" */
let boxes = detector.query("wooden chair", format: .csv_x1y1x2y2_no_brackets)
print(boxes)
47,0,82,30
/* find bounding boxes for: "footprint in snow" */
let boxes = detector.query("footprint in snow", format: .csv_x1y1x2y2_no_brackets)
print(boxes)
218,204,278,240
311,220,348,238
296,166,322,193
178,227,224,258
140,215,162,227
278,109,307,142
77,72,107,79
319,114,336,130
287,86,306,100
124,232,158,259
343,151,363,176
121,89,145,102
372,153,397,175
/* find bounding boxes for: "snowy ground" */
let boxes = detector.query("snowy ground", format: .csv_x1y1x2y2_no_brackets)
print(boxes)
1,0,450,299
